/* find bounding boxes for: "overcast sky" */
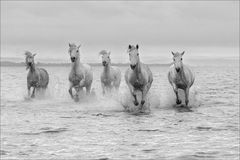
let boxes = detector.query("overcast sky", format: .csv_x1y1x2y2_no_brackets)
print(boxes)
1,1,239,63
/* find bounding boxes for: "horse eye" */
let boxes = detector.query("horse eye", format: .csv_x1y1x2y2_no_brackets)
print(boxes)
137,53,139,56
108,56,110,58
181,58,182,60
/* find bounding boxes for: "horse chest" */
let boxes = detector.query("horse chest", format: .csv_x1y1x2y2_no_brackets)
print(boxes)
69,73,83,85
175,76,187,89
28,73,40,87
102,74,113,86
130,78,144,90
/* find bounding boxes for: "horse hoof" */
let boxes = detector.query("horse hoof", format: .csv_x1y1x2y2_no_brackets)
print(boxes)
176,100,181,104
141,100,145,105
134,101,139,106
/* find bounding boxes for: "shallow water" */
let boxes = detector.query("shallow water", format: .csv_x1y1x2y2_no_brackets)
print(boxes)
1,65,239,159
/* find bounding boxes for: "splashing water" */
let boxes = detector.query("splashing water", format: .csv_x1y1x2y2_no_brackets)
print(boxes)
1,65,238,159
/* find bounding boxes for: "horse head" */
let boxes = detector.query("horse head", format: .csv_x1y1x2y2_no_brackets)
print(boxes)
171,51,185,73
99,50,111,66
68,43,81,63
128,44,139,70
25,51,36,70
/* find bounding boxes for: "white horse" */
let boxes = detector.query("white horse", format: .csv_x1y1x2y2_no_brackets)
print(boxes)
99,50,121,94
68,43,93,101
168,51,195,107
125,44,153,107
25,51,49,98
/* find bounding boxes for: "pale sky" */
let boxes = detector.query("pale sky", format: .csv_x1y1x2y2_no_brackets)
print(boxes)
1,1,239,63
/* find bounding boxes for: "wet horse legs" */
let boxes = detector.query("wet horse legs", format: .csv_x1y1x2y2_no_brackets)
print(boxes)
173,86,181,105
184,88,189,106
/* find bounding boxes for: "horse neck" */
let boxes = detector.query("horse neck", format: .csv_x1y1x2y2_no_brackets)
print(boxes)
134,60,142,78
72,58,81,73
30,63,36,73
178,65,187,84
103,63,111,74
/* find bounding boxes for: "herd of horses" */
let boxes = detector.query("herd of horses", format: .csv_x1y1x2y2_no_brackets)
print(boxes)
25,43,195,108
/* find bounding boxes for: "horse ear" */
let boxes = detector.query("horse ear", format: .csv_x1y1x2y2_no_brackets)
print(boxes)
181,51,185,55
136,44,139,49
171,51,175,56
128,45,132,50
77,45,81,49
33,53,37,57
69,43,72,47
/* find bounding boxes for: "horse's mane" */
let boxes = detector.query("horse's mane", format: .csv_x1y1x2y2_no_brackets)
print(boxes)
69,43,78,53
99,50,109,56
25,51,32,57
69,43,77,48
128,45,137,52
173,52,181,57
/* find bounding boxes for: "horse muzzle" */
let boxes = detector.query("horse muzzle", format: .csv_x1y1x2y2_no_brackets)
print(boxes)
130,64,136,70
176,68,180,72
102,61,107,66
71,57,76,62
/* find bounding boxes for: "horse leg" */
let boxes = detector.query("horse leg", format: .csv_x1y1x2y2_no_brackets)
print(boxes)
31,87,36,98
86,84,91,95
184,88,190,106
141,83,151,105
126,82,138,105
27,86,31,98
68,84,74,99
101,82,106,95
74,87,80,102
132,92,139,106
141,88,147,106
173,85,181,104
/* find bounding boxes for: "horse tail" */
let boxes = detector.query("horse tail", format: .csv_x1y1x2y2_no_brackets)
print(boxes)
39,68,49,88
190,69,195,87
146,64,153,85
167,69,173,86
114,67,122,88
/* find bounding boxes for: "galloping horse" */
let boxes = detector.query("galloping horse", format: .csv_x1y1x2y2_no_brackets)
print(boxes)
25,51,49,98
168,51,195,106
99,50,121,94
125,44,153,107
68,43,93,101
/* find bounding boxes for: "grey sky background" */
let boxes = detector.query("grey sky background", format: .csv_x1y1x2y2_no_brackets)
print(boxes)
1,1,239,64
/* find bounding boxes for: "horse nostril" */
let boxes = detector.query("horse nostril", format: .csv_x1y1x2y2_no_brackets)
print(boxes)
71,57,75,62
102,61,106,65
130,65,136,70
176,68,180,72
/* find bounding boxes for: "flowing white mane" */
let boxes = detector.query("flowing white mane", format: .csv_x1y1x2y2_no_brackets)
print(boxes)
99,50,109,56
